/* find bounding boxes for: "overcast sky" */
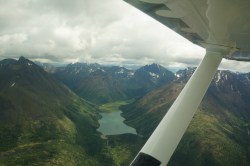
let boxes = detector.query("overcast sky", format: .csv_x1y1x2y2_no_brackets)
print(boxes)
0,0,249,72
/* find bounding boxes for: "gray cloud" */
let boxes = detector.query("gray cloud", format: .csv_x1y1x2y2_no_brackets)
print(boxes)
0,0,249,72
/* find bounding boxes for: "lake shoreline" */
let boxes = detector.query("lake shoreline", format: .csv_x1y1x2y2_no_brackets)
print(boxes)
97,101,137,136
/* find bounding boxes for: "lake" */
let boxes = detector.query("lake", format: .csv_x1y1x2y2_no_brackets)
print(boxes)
97,102,137,135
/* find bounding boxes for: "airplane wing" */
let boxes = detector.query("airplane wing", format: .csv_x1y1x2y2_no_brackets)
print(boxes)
125,0,250,61
125,1,250,166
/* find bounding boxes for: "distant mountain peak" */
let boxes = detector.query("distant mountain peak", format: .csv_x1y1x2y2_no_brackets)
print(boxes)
18,56,27,62
18,56,34,66
151,63,160,67
140,63,163,72
146,63,161,68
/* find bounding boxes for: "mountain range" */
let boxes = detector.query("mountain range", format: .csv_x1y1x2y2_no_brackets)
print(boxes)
121,68,250,166
53,63,175,104
0,56,250,165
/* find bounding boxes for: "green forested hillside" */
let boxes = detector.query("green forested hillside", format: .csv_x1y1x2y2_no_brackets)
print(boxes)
74,71,129,104
0,57,113,165
121,70,250,166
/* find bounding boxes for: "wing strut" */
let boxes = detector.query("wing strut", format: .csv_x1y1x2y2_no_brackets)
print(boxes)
130,50,223,166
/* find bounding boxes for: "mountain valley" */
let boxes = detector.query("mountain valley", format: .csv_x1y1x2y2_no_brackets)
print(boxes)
0,57,250,166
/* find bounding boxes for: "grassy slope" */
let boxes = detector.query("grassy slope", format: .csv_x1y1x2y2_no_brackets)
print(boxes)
107,134,144,166
0,91,106,165
169,105,249,166
99,101,133,113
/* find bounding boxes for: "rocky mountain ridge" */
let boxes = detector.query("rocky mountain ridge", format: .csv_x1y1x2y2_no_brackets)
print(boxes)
53,62,175,104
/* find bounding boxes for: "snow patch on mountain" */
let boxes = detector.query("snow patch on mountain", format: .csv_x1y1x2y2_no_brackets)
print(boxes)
246,75,250,82
215,71,221,84
116,69,124,74
127,72,134,78
89,68,94,73
149,72,159,78
175,73,180,78
11,82,15,87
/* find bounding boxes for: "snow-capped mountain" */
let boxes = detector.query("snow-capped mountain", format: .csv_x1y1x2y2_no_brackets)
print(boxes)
53,63,175,104
175,67,250,117
132,63,175,90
